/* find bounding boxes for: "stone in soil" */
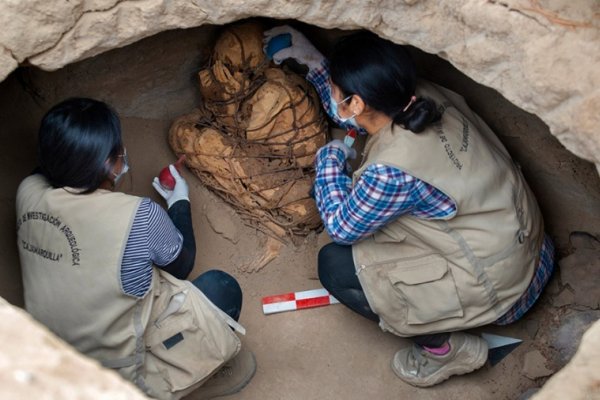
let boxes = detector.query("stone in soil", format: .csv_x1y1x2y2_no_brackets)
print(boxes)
522,350,553,379
550,310,600,367
559,232,600,309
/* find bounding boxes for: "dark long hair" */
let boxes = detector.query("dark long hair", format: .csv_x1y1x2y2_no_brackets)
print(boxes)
38,98,123,193
330,32,441,133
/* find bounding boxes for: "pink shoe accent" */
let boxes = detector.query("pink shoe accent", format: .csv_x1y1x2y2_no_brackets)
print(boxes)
423,342,451,355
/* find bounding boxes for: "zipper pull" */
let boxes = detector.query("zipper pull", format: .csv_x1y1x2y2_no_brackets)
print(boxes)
154,291,187,328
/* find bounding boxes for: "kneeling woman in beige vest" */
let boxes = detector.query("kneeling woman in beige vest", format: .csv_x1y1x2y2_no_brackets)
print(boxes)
267,28,555,387
16,98,255,400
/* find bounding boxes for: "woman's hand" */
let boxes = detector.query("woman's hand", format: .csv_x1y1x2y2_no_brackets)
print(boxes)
322,139,357,161
152,165,189,208
263,25,325,71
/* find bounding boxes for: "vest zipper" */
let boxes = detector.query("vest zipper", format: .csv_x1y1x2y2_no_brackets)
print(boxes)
154,291,187,328
356,252,441,273
356,264,367,275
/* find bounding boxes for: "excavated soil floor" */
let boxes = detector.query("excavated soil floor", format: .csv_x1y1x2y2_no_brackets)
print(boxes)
1,21,599,400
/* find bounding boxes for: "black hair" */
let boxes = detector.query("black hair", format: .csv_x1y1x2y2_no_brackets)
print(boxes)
37,98,123,193
330,32,441,133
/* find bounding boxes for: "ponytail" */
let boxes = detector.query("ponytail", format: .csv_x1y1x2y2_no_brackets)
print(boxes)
331,32,442,134
392,97,441,134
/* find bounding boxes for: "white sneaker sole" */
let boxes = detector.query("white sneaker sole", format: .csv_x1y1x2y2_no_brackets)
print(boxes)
392,338,489,387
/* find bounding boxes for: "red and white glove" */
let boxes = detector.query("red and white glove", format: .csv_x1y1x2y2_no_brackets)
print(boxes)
152,165,189,208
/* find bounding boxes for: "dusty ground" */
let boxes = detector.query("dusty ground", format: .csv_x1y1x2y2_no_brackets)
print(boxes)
120,117,552,400
0,21,599,400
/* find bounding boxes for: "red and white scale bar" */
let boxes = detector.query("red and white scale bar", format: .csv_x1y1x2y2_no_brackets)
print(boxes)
262,288,340,315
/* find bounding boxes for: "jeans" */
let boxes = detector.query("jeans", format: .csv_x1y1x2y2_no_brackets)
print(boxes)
318,242,449,348
191,269,243,322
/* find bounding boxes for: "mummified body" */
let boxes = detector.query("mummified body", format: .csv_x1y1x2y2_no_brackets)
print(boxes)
169,22,327,239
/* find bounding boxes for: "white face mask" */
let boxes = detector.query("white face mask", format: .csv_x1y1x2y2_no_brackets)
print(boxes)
330,89,361,129
112,148,130,185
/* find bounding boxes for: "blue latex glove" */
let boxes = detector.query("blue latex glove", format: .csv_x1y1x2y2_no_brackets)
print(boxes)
263,25,325,71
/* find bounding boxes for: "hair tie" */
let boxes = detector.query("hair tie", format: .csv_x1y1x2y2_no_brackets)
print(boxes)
402,95,417,112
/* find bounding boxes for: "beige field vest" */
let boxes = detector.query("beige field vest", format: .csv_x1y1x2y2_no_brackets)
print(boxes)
352,81,544,337
16,175,241,400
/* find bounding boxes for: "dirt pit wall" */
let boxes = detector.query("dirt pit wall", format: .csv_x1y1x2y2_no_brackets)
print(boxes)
1,1,599,174
0,19,599,400
2,22,599,306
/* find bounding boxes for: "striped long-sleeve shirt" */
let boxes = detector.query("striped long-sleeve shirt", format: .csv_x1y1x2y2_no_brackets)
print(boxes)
120,198,183,297
306,60,555,324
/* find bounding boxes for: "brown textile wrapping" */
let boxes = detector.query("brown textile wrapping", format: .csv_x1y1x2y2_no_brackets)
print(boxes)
169,22,327,240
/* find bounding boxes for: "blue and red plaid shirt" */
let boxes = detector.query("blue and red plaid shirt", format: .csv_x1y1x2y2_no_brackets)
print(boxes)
306,60,555,324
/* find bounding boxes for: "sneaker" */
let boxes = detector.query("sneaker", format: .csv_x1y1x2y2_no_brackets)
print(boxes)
189,349,257,399
391,332,488,387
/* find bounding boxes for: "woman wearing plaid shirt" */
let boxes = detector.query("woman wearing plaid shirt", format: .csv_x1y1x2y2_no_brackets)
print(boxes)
264,27,554,387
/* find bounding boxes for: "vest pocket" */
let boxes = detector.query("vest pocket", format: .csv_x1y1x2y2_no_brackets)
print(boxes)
387,255,464,325
373,227,406,243
145,293,221,392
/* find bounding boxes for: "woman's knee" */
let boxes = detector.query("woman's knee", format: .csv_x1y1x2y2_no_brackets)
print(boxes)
193,269,243,321
200,269,242,296
317,243,339,285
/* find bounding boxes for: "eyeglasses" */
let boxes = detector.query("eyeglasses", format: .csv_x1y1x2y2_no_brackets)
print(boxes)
111,147,130,184
335,95,352,106
117,148,128,165
329,78,352,104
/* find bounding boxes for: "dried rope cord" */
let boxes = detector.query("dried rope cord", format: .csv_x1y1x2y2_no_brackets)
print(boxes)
193,72,326,186
198,73,324,146
191,167,315,238
186,37,326,237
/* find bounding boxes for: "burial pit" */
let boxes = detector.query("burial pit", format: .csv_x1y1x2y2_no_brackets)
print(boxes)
0,1,599,399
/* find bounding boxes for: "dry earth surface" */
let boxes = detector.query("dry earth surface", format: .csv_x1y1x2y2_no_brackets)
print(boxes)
0,21,598,400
